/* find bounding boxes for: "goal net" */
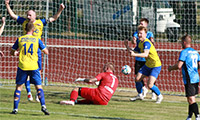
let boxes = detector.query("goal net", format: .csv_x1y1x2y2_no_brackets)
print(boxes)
0,0,200,95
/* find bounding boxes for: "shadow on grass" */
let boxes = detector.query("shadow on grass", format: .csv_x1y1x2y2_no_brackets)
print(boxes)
70,114,140,120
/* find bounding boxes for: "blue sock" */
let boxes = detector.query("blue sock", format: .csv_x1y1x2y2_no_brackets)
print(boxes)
25,80,31,93
37,88,45,106
14,90,21,110
150,85,161,96
135,82,143,94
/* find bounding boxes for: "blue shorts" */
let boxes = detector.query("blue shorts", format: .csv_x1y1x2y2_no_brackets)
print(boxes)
16,67,42,85
138,65,161,79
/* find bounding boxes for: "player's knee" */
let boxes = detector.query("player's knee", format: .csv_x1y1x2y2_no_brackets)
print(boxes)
135,77,140,82
148,84,153,89
187,96,196,104
73,87,79,92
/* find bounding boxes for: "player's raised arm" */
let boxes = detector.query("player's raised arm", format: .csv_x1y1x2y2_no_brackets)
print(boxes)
5,0,18,20
48,3,65,23
0,17,6,35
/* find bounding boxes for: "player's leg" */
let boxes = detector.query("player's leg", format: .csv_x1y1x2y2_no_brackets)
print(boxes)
151,82,157,100
148,76,163,104
130,73,146,101
11,68,28,114
185,83,200,120
60,87,79,105
25,76,33,101
11,84,23,114
31,69,49,115
35,56,42,102
135,61,148,97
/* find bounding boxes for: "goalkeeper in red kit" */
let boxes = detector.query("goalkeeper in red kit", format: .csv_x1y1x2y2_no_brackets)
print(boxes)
60,63,118,105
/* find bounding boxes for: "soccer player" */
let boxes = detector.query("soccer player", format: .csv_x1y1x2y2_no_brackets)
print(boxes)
130,18,156,101
124,25,163,104
5,0,65,101
10,22,49,115
168,35,200,120
60,63,118,105
0,17,6,57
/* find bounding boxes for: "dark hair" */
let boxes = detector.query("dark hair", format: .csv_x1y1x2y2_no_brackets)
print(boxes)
137,25,147,33
140,18,149,24
25,22,34,32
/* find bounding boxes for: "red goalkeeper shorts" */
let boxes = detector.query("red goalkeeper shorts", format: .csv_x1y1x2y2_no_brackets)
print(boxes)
80,87,108,105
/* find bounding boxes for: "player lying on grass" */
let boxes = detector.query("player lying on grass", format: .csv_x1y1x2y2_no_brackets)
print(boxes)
60,63,118,105
10,22,49,115
124,25,163,104
5,0,65,102
168,34,200,120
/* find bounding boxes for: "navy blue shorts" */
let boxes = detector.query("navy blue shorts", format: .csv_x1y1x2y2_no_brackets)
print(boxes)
138,65,162,79
16,67,42,85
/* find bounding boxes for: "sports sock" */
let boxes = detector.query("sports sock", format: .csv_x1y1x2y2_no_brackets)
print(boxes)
37,88,46,106
25,80,31,93
150,85,161,96
141,80,145,87
70,90,78,102
188,104,194,118
191,103,199,118
13,90,21,110
135,82,143,94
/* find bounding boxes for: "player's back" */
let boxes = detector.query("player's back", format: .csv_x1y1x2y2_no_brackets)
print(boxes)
18,35,40,70
97,72,118,102
180,47,200,84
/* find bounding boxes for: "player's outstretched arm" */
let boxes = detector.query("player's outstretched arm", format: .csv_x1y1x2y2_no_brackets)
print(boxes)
75,77,97,83
5,0,18,20
168,61,184,72
49,3,65,23
0,17,6,36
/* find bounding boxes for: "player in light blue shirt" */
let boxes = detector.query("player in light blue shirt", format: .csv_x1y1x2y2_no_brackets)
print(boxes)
168,35,200,120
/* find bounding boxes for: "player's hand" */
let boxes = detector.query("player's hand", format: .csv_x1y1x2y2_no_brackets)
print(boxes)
168,66,172,72
14,51,19,56
0,51,4,57
5,0,10,5
130,50,136,56
75,78,85,82
60,3,65,10
2,17,6,24
124,39,128,47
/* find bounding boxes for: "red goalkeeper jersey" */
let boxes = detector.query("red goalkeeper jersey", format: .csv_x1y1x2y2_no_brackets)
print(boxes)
95,72,118,102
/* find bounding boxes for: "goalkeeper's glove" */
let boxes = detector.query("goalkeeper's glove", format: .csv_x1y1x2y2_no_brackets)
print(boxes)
75,78,85,82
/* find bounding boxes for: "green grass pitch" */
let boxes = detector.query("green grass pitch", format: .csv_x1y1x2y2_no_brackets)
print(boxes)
0,85,199,120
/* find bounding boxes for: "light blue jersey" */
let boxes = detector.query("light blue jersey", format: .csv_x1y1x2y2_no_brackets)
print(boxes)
133,31,154,61
179,47,200,84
